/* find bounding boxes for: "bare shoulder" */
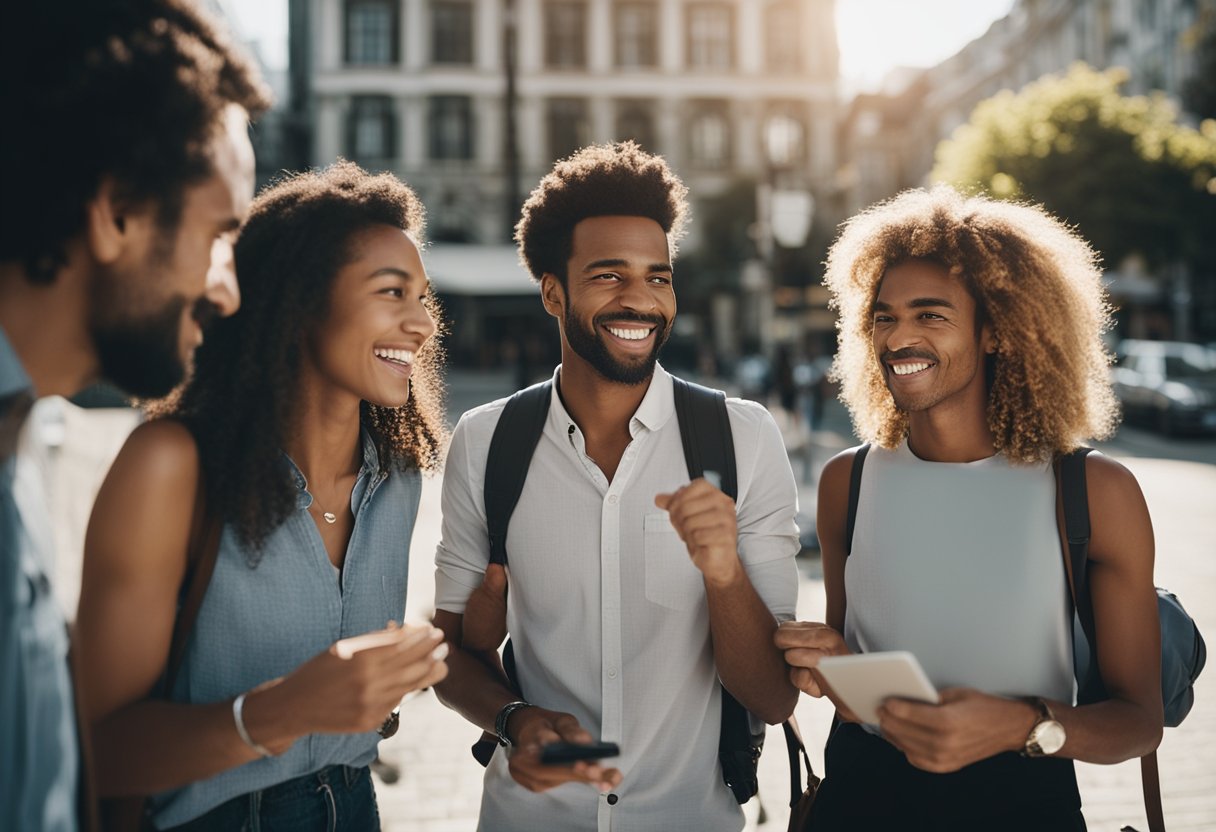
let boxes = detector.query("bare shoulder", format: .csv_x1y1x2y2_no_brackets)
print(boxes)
109,418,200,483
1082,451,1153,566
819,446,866,502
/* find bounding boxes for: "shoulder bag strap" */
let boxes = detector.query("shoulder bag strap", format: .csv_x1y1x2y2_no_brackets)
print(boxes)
844,443,871,558
1059,448,1165,832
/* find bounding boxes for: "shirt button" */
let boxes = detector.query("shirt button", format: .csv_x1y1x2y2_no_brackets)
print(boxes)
608,668,617,679
607,793,619,805
607,494,619,505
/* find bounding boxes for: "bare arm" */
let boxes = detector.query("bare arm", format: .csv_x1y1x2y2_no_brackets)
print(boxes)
774,450,860,720
77,421,447,795
657,479,797,724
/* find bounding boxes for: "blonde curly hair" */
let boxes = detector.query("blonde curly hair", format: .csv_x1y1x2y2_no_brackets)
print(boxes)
824,186,1119,463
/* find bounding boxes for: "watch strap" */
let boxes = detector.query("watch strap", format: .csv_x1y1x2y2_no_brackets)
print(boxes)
495,700,533,747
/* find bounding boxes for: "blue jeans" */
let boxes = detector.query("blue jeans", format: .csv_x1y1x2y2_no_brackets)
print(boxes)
164,765,379,831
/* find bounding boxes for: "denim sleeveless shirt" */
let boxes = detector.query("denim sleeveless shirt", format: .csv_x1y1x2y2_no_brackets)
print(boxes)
151,430,421,828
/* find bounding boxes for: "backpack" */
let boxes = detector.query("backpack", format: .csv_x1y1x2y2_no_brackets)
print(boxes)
846,444,1206,832
471,376,796,806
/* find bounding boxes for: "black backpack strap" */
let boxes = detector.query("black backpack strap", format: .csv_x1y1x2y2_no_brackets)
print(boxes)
484,380,553,567
844,443,871,557
671,376,738,500
1059,448,1097,652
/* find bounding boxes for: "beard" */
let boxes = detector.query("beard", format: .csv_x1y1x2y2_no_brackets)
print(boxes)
564,305,670,386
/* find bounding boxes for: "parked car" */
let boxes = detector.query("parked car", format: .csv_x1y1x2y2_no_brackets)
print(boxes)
1111,340,1216,436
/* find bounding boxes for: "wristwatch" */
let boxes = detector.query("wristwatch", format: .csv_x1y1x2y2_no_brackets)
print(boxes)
494,700,534,748
1021,697,1066,757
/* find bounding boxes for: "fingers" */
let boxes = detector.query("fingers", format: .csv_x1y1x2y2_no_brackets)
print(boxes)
789,666,822,697
774,621,848,652
508,746,622,793
481,563,508,596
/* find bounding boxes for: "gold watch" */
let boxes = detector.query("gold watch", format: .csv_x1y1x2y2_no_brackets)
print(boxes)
1021,697,1066,757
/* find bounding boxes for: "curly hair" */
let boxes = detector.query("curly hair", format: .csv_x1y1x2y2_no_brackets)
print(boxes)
157,161,448,552
824,186,1119,463
0,0,271,283
515,142,690,284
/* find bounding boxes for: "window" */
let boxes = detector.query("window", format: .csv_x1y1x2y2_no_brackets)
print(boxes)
688,102,730,167
429,96,474,160
345,0,398,65
763,107,805,168
347,96,396,166
615,2,657,68
432,1,473,64
615,101,655,151
686,4,733,70
547,98,590,162
765,3,800,73
545,2,587,68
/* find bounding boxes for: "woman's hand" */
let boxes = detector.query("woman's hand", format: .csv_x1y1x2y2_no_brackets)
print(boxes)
773,621,861,722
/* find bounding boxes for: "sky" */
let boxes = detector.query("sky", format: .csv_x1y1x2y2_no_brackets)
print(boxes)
224,0,1017,93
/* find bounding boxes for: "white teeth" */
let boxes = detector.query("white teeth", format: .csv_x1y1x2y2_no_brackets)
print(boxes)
892,362,931,376
606,326,651,341
374,348,415,365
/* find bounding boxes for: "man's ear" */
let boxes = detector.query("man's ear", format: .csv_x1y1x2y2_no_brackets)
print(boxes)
981,323,998,355
85,177,148,266
540,273,566,320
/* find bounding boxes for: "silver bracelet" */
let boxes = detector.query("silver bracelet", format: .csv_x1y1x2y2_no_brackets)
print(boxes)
232,692,273,758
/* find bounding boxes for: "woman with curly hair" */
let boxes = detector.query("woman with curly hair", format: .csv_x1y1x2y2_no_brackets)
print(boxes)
776,186,1162,831
76,161,451,830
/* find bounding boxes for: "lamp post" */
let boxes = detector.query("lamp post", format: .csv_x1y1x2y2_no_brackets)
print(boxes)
747,114,813,357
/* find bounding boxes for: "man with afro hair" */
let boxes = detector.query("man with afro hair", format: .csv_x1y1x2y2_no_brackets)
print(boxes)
432,143,801,831
776,186,1163,830
0,2,268,829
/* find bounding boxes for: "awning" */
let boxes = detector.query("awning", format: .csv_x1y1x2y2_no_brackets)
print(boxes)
423,243,539,296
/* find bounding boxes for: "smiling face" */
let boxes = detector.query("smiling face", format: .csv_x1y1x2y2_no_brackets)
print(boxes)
543,214,675,386
871,258,995,418
305,224,437,408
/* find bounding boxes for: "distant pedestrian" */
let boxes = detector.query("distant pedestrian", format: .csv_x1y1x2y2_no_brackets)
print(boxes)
0,2,269,829
431,142,800,831
76,163,450,829
776,186,1163,830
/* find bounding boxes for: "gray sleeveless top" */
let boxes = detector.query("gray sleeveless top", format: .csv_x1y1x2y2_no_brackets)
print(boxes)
151,430,421,828
844,441,1073,712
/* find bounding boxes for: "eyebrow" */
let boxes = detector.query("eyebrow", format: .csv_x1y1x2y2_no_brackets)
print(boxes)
582,258,673,274
368,267,413,280
872,297,957,312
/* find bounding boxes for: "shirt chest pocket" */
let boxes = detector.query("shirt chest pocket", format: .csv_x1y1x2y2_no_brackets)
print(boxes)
643,512,703,611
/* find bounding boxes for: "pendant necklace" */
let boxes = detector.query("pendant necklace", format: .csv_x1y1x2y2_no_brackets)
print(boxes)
310,500,339,525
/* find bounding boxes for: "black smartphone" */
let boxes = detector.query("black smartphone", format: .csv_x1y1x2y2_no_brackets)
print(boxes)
539,740,621,765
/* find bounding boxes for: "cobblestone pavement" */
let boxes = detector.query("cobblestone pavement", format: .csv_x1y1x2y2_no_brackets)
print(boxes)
41,374,1216,831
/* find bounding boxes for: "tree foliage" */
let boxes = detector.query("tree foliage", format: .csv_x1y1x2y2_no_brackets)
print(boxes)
932,64,1216,271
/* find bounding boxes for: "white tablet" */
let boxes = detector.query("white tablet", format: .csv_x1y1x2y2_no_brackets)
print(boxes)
815,651,940,725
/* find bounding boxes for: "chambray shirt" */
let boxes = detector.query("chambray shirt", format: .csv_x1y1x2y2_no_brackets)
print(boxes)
0,326,79,832
151,431,421,828
435,364,800,832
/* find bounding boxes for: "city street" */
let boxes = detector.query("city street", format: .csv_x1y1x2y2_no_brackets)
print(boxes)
41,370,1216,831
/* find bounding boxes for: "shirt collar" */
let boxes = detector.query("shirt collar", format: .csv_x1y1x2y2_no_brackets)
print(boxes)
283,426,381,492
546,362,675,438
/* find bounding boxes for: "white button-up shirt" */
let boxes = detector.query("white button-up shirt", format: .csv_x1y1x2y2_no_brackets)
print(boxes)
435,365,799,832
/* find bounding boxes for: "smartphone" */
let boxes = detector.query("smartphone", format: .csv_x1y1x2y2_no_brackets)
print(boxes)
539,740,621,765
815,651,940,725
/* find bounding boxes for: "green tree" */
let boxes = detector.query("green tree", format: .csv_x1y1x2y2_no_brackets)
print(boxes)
932,63,1216,273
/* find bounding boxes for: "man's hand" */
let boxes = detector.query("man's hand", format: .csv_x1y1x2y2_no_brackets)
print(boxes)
505,707,623,793
877,688,1038,773
654,478,740,587
773,621,860,721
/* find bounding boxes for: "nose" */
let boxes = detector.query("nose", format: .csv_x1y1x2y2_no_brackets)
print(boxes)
883,317,923,352
204,236,240,318
402,292,438,342
617,276,657,312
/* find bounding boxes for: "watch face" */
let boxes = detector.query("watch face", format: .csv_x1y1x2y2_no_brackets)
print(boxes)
1032,720,1067,755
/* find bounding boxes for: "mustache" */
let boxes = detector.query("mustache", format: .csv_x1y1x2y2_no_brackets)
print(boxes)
881,348,938,364
595,311,668,328
191,297,221,330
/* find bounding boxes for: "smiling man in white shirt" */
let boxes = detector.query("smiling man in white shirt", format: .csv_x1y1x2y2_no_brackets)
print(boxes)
432,142,801,832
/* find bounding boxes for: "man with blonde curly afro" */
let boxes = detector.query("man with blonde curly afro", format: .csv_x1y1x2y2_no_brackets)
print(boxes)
775,186,1163,830
432,143,801,831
